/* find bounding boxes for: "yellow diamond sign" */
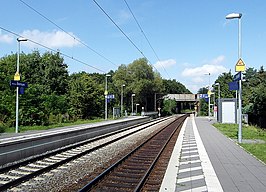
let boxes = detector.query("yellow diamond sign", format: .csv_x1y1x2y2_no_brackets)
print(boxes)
14,72,20,81
207,90,211,97
235,58,246,72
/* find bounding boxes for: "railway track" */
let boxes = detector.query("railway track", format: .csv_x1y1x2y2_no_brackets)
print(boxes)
0,117,172,191
79,114,188,192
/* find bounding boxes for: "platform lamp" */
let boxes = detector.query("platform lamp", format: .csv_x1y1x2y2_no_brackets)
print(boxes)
105,74,111,120
226,13,243,143
135,103,140,115
121,84,125,117
15,37,27,133
131,93,135,115
205,73,211,121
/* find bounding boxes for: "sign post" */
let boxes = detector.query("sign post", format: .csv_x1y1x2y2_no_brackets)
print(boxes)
235,58,245,143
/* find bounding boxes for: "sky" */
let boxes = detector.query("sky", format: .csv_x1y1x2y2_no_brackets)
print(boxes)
0,0,265,93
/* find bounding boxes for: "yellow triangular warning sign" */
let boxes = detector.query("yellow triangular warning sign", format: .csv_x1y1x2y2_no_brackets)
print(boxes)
235,58,246,72
14,72,20,81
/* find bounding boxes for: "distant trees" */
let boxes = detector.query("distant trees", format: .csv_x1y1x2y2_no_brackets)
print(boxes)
163,79,191,94
0,52,189,129
113,58,164,112
198,68,266,129
242,67,266,128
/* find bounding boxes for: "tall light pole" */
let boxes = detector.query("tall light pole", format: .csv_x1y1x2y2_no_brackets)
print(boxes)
105,74,111,120
214,82,220,121
131,93,135,115
135,103,140,115
121,84,125,117
15,37,27,133
215,82,220,100
226,13,243,143
205,73,211,121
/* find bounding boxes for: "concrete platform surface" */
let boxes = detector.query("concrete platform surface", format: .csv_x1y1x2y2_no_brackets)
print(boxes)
160,115,266,192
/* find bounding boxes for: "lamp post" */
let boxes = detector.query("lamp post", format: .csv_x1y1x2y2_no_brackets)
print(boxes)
215,82,220,100
15,37,27,133
121,84,125,117
105,74,111,120
135,103,140,115
226,12,242,143
131,94,135,115
205,73,211,121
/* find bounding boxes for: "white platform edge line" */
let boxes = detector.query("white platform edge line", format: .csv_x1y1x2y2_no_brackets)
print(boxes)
159,117,188,192
177,174,205,183
192,116,224,192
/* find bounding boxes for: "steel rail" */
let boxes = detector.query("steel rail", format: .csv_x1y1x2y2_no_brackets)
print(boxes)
79,115,188,192
0,117,171,191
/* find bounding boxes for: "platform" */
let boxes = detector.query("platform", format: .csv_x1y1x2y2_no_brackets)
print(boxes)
160,115,266,192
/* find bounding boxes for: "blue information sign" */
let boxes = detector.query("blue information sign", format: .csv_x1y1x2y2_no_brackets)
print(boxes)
107,94,115,99
229,81,239,91
233,72,241,82
199,94,208,99
10,80,28,88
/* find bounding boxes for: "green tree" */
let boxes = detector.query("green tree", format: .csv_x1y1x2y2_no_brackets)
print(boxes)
0,51,70,126
243,67,266,128
163,79,191,94
162,99,177,115
214,71,235,99
113,58,164,112
68,72,104,119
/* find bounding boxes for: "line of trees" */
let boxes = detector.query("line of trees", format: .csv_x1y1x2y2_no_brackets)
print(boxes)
199,67,266,129
0,51,190,130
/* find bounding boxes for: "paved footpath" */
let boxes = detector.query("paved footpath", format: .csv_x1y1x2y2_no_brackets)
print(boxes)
160,115,266,192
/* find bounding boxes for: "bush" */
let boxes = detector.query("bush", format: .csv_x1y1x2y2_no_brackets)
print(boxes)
0,123,6,133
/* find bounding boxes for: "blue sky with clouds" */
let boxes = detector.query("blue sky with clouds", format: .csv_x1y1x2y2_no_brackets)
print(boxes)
0,0,265,93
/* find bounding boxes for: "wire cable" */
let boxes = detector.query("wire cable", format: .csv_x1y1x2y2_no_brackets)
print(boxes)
92,0,159,72
123,0,171,79
19,0,118,68
0,26,106,73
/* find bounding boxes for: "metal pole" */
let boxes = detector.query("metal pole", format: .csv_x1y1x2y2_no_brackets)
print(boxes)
131,94,135,115
131,95,133,115
154,93,156,111
121,85,124,117
238,17,242,143
105,75,110,120
208,73,210,121
15,41,20,133
218,83,221,100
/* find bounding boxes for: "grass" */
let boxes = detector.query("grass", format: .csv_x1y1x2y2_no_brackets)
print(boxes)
3,118,103,133
213,123,266,164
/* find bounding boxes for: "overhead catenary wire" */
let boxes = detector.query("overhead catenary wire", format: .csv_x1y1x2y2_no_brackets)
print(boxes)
92,0,159,72
0,26,106,73
123,0,171,79
19,0,118,68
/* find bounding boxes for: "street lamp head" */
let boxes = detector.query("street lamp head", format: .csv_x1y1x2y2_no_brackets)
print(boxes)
17,37,28,42
215,82,220,85
226,13,242,19
122,84,125,87
132,93,135,97
106,74,111,77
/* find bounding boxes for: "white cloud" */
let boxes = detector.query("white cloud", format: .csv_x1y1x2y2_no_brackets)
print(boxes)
20,29,81,48
182,64,227,78
181,55,227,78
0,30,13,43
154,59,176,69
211,55,225,65
180,56,228,92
